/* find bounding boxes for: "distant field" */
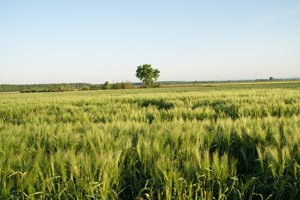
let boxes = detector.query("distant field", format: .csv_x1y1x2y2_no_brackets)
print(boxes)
161,80,300,89
0,81,299,199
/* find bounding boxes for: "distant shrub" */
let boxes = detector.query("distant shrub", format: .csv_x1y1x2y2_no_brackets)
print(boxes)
81,86,90,91
121,82,133,89
102,81,111,90
111,82,134,90
112,82,122,90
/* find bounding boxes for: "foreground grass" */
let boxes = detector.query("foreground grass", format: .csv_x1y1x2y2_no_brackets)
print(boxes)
0,82,299,199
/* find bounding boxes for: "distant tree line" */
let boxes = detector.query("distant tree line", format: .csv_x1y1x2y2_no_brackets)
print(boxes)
0,82,137,93
102,81,134,90
0,83,101,93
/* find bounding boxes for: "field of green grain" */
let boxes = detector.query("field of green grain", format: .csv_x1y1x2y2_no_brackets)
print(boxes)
0,81,299,199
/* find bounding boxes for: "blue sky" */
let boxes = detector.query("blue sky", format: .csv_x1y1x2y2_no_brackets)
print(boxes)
1,0,300,84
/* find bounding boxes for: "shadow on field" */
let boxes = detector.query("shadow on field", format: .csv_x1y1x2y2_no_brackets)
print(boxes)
193,100,240,119
135,99,174,110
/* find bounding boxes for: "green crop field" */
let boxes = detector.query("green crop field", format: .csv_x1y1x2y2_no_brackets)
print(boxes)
0,81,299,199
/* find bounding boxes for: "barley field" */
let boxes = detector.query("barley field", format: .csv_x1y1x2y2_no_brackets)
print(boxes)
0,81,299,199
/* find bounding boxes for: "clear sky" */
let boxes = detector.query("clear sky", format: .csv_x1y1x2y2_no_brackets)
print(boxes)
1,0,300,84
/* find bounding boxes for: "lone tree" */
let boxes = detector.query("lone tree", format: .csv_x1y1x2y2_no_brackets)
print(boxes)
136,64,160,87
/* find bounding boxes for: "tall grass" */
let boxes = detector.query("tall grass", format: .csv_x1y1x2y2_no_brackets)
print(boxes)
0,84,299,199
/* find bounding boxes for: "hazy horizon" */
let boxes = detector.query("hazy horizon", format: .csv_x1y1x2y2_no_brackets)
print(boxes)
1,0,300,84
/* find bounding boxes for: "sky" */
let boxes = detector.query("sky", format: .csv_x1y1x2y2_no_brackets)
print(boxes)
0,0,300,84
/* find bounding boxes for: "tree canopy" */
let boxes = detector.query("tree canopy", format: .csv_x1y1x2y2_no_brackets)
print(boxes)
136,64,160,87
